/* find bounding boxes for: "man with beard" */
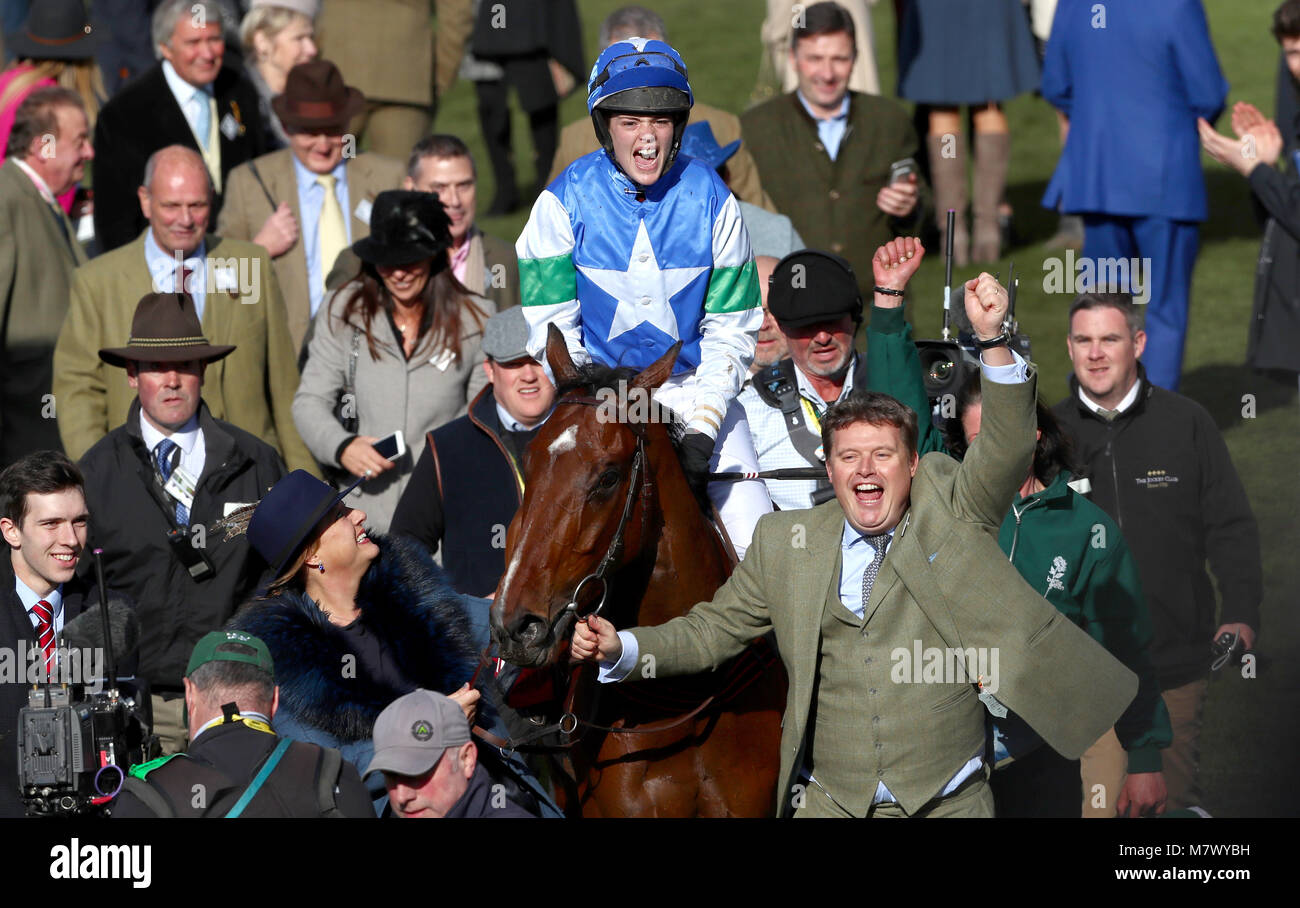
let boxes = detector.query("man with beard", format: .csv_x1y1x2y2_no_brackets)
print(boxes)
737,240,932,510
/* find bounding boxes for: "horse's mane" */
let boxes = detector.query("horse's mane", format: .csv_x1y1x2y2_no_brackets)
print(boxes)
556,362,687,457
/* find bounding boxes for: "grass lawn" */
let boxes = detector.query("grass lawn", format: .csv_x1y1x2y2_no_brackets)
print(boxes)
433,0,1297,817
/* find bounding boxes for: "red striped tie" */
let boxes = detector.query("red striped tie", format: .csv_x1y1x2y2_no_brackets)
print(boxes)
32,599,55,677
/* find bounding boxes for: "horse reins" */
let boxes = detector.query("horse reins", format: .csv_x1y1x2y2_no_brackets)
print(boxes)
545,395,654,634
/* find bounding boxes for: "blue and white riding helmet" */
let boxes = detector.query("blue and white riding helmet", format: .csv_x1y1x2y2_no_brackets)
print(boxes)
587,37,694,177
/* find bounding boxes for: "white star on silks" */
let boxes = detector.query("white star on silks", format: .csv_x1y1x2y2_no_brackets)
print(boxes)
577,220,708,342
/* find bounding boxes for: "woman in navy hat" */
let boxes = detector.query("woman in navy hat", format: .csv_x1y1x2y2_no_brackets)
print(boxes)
0,0,105,215
228,468,487,809
293,189,494,533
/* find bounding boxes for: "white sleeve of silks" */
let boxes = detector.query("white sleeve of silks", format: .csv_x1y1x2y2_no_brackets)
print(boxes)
516,189,589,371
688,193,761,439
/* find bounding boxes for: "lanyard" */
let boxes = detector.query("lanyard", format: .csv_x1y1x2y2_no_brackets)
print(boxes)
800,397,825,435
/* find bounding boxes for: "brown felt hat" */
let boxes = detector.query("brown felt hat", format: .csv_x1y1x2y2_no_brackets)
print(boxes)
272,59,365,133
98,293,236,368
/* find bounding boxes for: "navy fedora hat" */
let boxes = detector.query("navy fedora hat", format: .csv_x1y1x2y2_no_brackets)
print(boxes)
248,470,364,578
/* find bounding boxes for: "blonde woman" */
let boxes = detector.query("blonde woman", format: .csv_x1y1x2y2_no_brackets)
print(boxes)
0,0,105,215
239,0,319,148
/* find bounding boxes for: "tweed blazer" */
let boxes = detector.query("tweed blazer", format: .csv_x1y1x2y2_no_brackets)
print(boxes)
217,148,406,353
51,231,316,475
0,160,87,464
548,101,778,213
630,373,1138,815
741,91,930,297
316,0,474,107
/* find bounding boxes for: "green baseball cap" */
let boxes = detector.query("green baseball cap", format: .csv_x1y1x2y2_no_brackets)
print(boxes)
185,631,275,678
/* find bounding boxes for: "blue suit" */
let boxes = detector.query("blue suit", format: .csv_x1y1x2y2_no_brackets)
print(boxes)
1041,0,1227,391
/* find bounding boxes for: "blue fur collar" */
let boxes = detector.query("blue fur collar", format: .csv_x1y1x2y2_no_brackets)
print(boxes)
229,534,478,742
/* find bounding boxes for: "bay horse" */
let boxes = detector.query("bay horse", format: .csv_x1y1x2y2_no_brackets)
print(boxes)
489,326,786,817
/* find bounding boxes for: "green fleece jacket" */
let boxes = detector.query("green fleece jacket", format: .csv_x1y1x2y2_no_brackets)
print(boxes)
997,472,1171,773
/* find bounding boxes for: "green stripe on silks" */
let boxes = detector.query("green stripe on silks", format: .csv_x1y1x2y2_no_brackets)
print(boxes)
518,253,577,307
703,261,759,314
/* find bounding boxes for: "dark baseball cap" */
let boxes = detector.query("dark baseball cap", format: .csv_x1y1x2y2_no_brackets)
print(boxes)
767,249,863,327
186,631,274,677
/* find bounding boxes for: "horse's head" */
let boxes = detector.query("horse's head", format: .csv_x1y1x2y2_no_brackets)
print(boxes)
491,325,681,668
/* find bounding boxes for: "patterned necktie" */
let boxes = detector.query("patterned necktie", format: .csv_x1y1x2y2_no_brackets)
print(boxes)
316,174,347,296
32,599,55,676
859,534,891,618
1097,407,1121,422
154,438,190,526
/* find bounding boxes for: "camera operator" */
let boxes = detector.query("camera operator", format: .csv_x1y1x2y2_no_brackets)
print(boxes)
0,452,109,817
78,292,286,754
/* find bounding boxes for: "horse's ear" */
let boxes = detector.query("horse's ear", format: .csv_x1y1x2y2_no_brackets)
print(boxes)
546,323,581,386
631,340,681,392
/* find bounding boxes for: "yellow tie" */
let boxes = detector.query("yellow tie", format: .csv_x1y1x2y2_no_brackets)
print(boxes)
316,174,347,295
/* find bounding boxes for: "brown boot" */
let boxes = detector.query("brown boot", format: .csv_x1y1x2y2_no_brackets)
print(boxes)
972,132,1010,263
927,132,968,267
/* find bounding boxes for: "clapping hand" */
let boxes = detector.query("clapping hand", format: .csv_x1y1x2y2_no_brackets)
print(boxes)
1199,101,1283,177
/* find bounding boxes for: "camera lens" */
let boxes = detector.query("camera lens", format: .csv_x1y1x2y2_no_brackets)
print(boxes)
928,360,954,382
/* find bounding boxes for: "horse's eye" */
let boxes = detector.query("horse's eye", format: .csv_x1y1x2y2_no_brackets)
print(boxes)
597,468,620,490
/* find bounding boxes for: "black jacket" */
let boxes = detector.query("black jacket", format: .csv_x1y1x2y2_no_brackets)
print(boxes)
77,399,286,689
92,62,267,252
1245,161,1300,373
1054,374,1262,689
390,385,537,597
443,762,537,818
0,556,99,817
110,720,374,818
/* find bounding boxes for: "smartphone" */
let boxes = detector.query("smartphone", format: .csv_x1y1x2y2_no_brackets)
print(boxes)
372,430,406,461
889,157,918,184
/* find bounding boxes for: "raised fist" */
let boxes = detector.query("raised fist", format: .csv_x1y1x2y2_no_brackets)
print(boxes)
963,271,1009,341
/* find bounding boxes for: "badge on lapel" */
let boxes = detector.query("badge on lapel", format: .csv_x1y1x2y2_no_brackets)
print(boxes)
220,102,246,141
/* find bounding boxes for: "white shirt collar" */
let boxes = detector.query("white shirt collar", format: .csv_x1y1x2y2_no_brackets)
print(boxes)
12,157,57,205
796,90,850,123
139,408,201,456
293,153,347,191
145,228,206,277
1077,377,1141,416
792,356,857,408
14,571,62,616
495,402,538,433
161,59,213,103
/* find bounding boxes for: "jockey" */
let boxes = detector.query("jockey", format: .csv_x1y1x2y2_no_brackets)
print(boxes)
515,37,772,559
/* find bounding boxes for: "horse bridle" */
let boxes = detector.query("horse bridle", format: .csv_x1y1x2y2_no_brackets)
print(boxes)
545,395,655,639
